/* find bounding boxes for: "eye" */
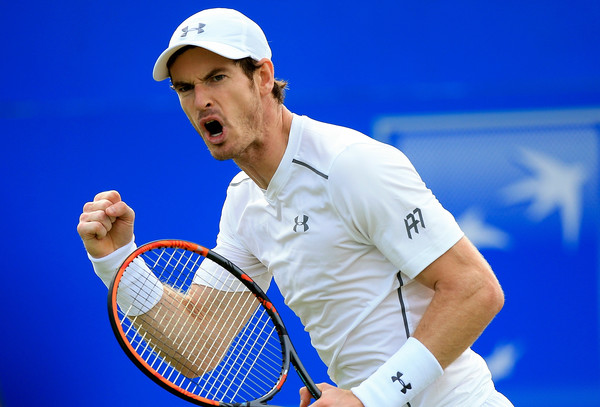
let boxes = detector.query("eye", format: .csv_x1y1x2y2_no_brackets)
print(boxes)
211,74,226,83
170,82,194,93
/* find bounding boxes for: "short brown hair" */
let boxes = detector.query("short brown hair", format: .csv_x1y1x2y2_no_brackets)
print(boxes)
233,57,288,104
167,47,288,104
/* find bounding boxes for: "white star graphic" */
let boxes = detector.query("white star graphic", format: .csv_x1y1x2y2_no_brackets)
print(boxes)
484,342,523,382
457,208,511,250
502,148,587,247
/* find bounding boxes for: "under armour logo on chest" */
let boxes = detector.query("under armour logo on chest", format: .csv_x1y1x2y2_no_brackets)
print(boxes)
181,23,206,37
293,215,309,232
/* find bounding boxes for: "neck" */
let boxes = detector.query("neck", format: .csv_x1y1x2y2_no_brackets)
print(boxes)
234,104,293,190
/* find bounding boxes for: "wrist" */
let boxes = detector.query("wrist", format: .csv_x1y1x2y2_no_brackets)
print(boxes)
115,255,164,316
89,238,137,287
351,337,443,407
88,238,163,316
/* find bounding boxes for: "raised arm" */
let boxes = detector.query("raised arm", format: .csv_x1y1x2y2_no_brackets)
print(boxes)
78,191,256,378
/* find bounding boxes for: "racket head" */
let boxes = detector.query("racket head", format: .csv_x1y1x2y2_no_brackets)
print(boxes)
107,240,293,406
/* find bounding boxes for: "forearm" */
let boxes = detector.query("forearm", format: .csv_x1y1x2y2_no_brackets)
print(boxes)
351,280,503,407
352,237,504,407
412,236,505,368
130,286,224,377
89,241,254,377
130,285,257,378
412,275,504,369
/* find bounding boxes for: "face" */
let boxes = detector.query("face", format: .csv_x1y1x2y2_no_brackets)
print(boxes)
169,47,264,162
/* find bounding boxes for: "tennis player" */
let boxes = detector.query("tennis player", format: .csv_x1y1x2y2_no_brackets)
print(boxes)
78,8,513,407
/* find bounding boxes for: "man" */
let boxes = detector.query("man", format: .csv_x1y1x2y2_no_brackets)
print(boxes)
77,8,513,407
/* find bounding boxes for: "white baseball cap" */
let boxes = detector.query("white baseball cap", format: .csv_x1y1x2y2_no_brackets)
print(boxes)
152,8,272,81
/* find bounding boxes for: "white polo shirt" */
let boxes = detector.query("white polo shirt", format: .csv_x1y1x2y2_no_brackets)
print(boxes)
197,114,496,406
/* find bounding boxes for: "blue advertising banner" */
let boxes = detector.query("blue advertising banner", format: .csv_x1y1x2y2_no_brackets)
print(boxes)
373,108,600,406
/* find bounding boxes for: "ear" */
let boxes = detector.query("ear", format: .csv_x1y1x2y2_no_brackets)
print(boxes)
255,58,275,97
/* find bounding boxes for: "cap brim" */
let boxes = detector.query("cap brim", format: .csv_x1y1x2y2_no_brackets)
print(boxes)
152,41,253,81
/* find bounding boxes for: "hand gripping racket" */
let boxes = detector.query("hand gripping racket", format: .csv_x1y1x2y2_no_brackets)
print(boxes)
108,239,321,407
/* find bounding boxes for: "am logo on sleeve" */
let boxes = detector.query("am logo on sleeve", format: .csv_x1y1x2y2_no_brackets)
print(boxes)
404,208,425,239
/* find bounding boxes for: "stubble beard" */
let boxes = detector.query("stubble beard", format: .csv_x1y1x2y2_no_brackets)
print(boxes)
210,94,264,163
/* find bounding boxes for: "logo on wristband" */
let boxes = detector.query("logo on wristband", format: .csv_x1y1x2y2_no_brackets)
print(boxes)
391,371,412,394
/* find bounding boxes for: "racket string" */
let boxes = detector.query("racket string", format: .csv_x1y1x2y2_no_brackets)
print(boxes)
135,261,246,376
187,268,254,369
188,267,282,399
116,246,285,404
200,306,280,399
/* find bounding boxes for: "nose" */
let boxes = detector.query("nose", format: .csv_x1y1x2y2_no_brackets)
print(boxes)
193,86,212,110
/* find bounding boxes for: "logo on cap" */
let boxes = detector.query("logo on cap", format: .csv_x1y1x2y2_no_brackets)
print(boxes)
181,23,206,37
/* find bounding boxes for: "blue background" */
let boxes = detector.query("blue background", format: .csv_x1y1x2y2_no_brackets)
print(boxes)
1,1,599,406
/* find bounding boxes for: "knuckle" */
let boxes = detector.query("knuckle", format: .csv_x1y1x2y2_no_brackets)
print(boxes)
79,211,93,222
94,190,121,203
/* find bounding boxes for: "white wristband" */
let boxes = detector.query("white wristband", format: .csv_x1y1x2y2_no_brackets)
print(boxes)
115,256,164,316
351,337,443,407
88,239,138,288
88,239,163,316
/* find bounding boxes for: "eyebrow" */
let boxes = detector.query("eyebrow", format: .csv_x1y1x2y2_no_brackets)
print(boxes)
201,67,227,81
171,67,229,88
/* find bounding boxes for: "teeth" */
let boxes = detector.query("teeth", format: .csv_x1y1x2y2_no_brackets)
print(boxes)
205,120,223,136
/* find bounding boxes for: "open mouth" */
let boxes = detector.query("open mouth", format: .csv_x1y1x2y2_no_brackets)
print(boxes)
205,120,223,137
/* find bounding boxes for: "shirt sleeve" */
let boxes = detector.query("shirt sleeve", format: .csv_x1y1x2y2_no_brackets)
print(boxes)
193,176,272,292
328,141,464,278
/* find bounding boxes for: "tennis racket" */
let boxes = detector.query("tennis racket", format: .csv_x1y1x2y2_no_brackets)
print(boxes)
108,239,321,407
